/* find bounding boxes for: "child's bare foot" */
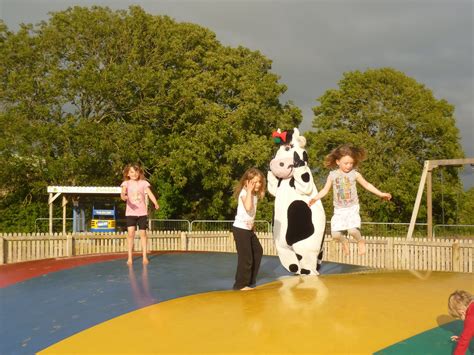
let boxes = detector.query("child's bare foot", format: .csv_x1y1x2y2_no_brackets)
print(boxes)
240,286,253,291
357,240,366,255
142,257,149,265
342,241,350,255
126,259,133,265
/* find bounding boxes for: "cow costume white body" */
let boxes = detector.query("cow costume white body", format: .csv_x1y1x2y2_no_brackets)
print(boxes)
267,128,326,275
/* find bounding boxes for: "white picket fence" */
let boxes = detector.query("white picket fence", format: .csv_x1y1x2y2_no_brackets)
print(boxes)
0,232,472,273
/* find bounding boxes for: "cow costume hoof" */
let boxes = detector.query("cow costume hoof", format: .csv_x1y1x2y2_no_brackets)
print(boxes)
268,128,326,275
289,264,299,273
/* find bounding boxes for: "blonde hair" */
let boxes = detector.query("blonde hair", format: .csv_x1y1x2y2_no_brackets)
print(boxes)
122,164,145,181
324,144,366,169
448,290,473,318
233,168,266,200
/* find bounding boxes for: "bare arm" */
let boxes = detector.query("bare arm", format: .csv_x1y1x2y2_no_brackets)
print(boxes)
356,173,392,200
121,185,128,202
241,180,256,213
308,176,332,206
145,187,160,210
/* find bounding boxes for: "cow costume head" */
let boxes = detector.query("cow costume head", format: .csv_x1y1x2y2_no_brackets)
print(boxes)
267,128,326,275
270,129,309,179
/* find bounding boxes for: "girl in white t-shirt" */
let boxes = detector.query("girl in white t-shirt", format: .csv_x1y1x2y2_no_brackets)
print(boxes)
232,168,266,291
309,145,391,255
121,164,159,265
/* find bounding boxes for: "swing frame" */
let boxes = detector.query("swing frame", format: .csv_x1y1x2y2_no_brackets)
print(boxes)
406,158,474,239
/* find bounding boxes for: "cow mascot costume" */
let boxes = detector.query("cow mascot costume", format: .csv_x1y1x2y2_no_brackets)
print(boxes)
267,128,326,275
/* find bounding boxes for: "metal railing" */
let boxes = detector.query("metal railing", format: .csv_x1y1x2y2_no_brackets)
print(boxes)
33,218,474,238
358,222,428,238
190,220,272,233
433,224,474,238
149,219,191,232
35,218,74,233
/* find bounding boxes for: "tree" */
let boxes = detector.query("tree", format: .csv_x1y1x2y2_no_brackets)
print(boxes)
458,187,474,225
306,68,464,223
0,7,301,232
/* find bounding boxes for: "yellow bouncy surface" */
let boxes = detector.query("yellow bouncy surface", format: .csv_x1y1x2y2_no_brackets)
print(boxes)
41,271,473,354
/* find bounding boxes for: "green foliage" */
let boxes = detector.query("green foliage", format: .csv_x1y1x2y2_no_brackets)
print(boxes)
458,188,474,224
0,7,301,232
306,68,464,223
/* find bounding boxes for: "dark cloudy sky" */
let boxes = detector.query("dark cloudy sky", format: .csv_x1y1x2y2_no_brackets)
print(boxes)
1,0,473,188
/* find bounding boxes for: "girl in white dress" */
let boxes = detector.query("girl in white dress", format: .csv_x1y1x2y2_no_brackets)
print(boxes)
309,145,391,255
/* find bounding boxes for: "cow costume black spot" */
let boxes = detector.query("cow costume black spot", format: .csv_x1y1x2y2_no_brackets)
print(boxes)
267,128,326,275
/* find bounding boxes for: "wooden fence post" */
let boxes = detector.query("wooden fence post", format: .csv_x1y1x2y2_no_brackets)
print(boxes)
0,237,4,265
327,239,337,262
227,232,234,252
180,232,187,251
402,242,409,270
452,243,460,272
66,234,75,257
385,238,393,269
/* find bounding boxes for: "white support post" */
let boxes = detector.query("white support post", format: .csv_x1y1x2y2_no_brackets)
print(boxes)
49,193,53,235
407,161,430,240
427,169,433,239
48,192,62,235
62,195,68,235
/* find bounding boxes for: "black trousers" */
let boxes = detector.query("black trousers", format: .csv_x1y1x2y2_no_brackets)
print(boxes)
232,226,263,290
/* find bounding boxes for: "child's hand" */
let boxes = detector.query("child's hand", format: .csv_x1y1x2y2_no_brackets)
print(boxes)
381,192,392,201
308,198,318,207
121,194,128,202
450,335,459,342
154,202,159,210
246,179,256,193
